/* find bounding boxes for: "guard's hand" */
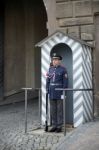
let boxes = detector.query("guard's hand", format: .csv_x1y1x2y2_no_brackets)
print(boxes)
61,95,66,99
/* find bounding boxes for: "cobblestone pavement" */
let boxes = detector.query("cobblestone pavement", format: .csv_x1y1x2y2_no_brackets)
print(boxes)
1,99,99,150
0,99,73,150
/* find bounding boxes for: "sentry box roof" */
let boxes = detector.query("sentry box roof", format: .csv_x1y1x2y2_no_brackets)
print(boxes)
36,30,94,48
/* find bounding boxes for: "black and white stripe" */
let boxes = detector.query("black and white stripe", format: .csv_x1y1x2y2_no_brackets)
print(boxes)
82,45,93,123
40,32,93,127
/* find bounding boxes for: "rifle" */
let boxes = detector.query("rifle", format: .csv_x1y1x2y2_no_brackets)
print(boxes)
45,92,48,131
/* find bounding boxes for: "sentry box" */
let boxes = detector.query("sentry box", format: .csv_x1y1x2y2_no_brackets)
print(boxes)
36,31,94,128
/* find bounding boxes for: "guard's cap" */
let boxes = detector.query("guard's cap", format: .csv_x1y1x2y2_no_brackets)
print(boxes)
51,53,62,60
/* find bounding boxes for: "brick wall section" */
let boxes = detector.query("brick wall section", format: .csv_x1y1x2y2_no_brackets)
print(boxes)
56,0,99,44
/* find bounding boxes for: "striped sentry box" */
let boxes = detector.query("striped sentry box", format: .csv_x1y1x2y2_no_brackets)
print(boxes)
36,31,93,127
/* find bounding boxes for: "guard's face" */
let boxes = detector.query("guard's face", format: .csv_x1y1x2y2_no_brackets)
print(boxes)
52,58,61,66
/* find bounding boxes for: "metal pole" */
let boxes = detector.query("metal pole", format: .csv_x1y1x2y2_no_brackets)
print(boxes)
91,48,95,121
38,88,41,125
22,88,32,133
23,87,43,133
25,89,28,134
63,90,66,136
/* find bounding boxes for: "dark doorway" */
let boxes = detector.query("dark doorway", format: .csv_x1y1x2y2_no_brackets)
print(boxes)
4,0,47,98
51,43,73,124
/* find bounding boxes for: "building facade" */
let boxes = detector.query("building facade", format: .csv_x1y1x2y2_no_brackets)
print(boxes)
0,0,99,116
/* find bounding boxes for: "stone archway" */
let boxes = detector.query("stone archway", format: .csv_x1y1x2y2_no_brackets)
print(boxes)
43,0,57,35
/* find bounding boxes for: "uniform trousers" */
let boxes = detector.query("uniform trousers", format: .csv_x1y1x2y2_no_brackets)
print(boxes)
50,99,63,128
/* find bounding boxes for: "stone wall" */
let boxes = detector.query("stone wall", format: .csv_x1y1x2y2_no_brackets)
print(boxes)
55,0,99,44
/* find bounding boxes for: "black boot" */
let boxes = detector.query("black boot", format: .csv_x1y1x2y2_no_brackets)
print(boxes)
55,127,62,133
49,127,57,132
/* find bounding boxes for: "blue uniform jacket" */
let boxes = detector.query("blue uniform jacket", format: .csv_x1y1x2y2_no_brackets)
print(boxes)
46,65,68,100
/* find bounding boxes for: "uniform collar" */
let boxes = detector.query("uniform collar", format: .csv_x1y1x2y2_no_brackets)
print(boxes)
53,65,60,68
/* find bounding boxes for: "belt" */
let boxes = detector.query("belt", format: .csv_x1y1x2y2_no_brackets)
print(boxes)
50,83,62,86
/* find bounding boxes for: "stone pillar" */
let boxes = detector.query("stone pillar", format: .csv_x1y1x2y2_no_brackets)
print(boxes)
94,13,99,116
43,0,57,35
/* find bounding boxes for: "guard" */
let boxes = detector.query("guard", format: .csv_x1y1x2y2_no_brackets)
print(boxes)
46,53,68,132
